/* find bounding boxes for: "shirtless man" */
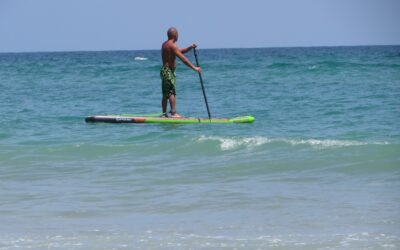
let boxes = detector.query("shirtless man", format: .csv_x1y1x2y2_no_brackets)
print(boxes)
160,27,201,117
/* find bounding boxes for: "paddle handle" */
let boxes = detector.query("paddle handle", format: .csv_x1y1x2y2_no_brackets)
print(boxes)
193,48,211,119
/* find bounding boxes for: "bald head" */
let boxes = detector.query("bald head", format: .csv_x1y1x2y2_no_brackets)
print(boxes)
167,27,178,41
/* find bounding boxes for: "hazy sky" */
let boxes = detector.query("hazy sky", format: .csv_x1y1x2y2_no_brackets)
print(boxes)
0,0,399,52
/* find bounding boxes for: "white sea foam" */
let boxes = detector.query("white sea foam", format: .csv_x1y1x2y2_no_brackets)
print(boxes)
198,136,271,150
286,139,389,148
1,232,397,249
134,57,148,61
308,65,318,70
281,138,366,147
197,136,388,151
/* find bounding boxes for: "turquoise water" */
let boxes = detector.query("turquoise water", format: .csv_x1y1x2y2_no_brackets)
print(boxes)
0,46,399,249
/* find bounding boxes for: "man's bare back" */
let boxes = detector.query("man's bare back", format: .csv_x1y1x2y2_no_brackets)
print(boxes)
161,40,177,69
160,27,201,117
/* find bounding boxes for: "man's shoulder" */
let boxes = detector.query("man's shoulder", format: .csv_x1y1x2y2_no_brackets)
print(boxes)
163,40,177,49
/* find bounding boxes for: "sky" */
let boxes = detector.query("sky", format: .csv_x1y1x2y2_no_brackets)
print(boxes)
0,0,399,52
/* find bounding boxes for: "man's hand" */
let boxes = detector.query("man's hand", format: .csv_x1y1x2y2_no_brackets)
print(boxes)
194,66,201,73
181,44,197,54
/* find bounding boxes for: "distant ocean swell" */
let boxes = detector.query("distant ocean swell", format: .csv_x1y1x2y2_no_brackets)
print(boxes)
266,61,400,70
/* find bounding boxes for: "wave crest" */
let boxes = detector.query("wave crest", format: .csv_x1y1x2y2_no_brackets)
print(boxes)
197,136,388,151
134,57,148,61
198,136,270,150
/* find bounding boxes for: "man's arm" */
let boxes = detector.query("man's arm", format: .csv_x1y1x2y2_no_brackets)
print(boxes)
180,44,197,54
173,44,201,72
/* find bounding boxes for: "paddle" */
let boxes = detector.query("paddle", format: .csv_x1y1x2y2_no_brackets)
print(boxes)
193,48,211,119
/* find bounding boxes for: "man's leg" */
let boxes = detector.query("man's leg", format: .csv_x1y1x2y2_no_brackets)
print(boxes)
169,94,181,117
162,96,168,115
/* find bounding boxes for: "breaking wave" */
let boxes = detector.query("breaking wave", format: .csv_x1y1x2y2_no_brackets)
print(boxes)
197,136,389,151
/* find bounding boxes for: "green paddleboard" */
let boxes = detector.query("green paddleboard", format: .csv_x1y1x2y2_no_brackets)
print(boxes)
85,114,255,124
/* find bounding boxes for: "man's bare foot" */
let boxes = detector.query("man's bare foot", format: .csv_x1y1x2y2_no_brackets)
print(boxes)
171,113,182,118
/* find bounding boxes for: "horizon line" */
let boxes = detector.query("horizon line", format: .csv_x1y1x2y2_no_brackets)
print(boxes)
0,43,399,54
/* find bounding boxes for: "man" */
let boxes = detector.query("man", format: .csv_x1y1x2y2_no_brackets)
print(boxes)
160,27,201,117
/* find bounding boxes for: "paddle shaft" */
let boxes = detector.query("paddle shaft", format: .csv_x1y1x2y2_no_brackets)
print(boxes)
193,48,211,119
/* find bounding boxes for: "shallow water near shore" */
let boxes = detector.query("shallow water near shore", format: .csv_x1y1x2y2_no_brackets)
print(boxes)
0,46,399,249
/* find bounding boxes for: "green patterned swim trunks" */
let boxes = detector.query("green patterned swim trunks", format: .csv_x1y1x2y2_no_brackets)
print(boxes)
160,66,176,98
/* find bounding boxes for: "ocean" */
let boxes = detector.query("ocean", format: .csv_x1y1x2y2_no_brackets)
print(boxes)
0,46,399,249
